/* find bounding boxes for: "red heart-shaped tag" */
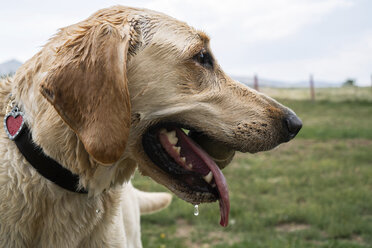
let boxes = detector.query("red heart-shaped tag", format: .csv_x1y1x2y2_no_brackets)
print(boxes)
4,108,25,140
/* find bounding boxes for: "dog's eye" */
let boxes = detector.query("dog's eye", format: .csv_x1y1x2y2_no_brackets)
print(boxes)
194,51,213,69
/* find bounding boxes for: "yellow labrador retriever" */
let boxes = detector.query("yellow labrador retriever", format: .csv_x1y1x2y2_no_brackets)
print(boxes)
0,5,302,247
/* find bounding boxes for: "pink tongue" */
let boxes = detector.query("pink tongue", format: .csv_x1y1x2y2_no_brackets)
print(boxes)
159,128,230,227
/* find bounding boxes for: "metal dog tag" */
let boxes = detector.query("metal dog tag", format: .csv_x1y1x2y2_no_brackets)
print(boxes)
4,106,25,140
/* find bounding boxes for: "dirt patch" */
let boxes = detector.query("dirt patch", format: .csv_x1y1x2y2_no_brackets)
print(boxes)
268,177,283,184
174,219,240,247
275,223,311,233
351,234,364,243
335,234,366,246
174,219,208,248
207,231,241,246
345,234,365,245
175,219,193,238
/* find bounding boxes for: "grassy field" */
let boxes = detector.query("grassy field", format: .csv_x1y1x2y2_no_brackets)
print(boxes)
133,87,372,248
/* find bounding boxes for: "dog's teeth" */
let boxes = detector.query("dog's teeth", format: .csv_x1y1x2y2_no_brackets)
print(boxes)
203,172,213,184
168,130,176,138
188,163,193,169
160,129,178,145
180,157,186,163
167,131,178,145
169,137,178,145
174,146,181,154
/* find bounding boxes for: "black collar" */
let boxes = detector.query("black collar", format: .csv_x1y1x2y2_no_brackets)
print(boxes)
5,106,88,194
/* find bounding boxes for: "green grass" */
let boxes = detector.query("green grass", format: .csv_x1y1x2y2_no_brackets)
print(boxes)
133,88,372,248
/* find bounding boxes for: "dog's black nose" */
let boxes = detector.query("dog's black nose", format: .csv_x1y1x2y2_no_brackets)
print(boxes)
284,113,302,140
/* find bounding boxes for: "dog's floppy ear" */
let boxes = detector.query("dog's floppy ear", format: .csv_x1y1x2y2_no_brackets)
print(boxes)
40,22,131,165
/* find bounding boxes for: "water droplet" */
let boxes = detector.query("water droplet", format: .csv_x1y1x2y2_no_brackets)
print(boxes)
194,204,199,216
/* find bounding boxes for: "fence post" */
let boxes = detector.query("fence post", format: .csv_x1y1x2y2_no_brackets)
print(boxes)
254,74,259,91
310,74,315,102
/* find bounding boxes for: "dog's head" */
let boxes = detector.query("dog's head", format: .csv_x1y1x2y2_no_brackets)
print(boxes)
38,6,301,226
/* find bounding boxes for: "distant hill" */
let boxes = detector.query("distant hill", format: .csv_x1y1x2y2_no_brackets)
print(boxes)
232,75,342,88
0,59,22,76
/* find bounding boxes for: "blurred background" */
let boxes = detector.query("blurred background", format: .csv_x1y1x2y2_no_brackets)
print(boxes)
1,1,372,247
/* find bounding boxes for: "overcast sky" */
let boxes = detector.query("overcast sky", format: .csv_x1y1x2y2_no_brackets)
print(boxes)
1,0,371,85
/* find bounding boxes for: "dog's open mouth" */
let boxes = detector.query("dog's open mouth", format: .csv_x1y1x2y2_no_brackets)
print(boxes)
142,124,235,227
